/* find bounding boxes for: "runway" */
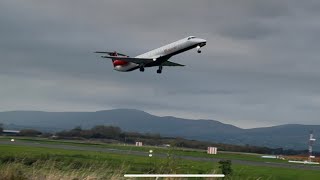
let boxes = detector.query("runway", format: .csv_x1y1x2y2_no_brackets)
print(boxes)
0,140,319,171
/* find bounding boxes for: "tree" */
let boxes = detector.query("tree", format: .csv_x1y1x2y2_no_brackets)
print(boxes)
91,125,121,139
19,129,42,137
218,160,233,177
0,123,3,135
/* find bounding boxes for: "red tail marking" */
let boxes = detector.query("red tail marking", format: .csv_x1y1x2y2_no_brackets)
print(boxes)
113,60,128,66
111,51,128,67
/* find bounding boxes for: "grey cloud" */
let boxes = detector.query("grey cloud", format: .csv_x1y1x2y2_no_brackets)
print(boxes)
217,21,278,40
247,0,291,18
162,89,242,96
1,0,320,128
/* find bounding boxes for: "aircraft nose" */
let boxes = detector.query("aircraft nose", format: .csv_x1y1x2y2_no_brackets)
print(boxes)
198,38,207,47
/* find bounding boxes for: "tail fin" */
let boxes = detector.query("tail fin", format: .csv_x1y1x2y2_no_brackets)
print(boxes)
110,51,129,67
110,52,117,67
110,51,118,56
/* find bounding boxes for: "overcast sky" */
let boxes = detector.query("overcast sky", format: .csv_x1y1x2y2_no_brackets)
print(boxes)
1,0,320,128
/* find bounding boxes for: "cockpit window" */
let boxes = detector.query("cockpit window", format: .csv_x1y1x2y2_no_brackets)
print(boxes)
187,36,196,40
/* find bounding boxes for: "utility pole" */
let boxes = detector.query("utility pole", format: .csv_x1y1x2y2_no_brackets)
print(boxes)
308,130,316,162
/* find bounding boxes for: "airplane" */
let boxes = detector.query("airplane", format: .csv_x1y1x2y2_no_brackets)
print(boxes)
95,36,206,74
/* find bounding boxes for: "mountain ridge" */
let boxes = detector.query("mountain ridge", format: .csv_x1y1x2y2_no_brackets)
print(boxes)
0,109,319,150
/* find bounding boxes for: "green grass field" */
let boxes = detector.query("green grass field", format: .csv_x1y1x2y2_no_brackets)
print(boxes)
0,138,320,179
0,136,288,164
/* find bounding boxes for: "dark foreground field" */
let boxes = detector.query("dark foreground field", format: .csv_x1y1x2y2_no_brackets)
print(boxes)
0,137,320,179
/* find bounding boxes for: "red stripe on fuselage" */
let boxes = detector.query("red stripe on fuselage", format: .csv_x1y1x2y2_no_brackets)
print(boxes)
113,60,128,66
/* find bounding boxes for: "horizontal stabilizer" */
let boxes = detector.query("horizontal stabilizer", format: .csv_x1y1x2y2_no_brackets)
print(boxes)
95,51,128,57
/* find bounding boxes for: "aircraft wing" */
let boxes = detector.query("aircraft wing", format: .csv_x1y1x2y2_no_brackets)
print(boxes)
162,61,185,67
101,56,154,64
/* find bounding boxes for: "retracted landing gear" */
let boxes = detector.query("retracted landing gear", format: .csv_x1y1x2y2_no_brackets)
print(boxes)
139,65,145,72
157,66,163,74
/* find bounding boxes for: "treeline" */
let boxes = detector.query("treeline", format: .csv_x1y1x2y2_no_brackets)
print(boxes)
56,126,122,139
2,125,317,155
54,125,317,155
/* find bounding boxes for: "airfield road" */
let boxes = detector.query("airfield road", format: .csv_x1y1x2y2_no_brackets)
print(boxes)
0,140,320,171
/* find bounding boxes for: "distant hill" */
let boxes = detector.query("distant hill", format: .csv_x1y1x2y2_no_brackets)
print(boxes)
0,109,319,150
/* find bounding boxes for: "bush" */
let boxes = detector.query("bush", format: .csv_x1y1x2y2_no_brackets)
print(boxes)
219,160,233,177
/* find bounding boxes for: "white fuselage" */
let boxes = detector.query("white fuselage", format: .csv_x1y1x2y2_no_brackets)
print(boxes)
114,36,206,72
